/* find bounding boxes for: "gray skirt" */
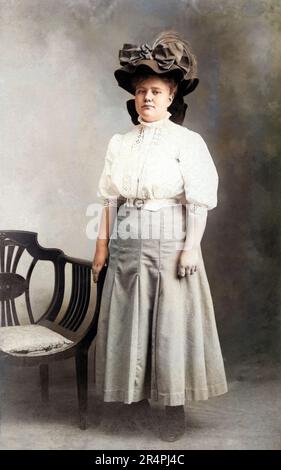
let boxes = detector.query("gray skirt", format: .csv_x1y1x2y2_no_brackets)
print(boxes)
94,203,228,406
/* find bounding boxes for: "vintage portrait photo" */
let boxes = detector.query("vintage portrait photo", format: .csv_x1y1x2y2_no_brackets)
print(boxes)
0,0,280,454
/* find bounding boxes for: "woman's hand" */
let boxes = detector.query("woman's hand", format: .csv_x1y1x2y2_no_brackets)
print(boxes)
92,240,109,283
177,248,199,277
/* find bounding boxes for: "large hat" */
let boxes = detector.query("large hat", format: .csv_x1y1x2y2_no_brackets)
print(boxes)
114,31,199,97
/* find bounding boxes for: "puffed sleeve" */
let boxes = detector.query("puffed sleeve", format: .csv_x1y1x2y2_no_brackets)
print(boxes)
177,129,219,210
97,133,124,207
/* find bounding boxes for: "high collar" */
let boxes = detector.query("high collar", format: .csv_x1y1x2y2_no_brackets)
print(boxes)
137,111,172,128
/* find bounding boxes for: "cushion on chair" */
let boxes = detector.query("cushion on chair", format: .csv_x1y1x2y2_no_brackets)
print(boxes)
0,325,73,354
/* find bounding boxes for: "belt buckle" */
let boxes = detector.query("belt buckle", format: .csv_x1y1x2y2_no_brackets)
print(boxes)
133,198,145,209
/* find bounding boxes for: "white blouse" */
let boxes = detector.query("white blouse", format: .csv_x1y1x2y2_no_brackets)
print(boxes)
97,111,218,211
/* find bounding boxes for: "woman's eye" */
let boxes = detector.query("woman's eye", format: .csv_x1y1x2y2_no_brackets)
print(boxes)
153,91,160,95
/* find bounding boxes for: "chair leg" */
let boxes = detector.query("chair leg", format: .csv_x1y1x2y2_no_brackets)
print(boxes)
75,351,88,430
39,364,49,403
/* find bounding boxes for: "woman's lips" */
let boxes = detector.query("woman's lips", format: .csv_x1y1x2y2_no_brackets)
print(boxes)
142,105,154,109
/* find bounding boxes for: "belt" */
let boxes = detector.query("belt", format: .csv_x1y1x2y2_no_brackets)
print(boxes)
124,197,179,211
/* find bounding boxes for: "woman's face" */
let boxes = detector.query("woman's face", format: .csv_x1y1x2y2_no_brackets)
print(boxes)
134,76,173,122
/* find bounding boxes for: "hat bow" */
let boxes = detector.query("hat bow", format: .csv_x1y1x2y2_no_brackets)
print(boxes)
119,43,191,77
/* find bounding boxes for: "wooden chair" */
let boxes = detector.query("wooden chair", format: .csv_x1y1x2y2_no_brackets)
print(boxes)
0,230,107,429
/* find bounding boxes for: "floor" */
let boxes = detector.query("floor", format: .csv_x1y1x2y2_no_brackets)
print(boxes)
0,357,280,450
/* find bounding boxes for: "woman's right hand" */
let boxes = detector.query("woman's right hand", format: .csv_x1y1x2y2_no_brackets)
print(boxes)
177,248,199,277
92,240,109,283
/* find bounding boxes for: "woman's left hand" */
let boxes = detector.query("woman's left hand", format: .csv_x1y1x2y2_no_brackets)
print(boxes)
177,248,199,277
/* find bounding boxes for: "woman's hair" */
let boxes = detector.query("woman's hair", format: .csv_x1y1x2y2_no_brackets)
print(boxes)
131,73,178,97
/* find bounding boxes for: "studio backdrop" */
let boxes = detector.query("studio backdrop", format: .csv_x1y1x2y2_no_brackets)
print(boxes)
0,0,280,370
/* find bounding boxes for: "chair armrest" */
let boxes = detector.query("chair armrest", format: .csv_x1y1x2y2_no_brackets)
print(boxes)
62,255,92,268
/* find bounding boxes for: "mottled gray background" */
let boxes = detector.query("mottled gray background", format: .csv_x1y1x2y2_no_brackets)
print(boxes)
0,0,280,371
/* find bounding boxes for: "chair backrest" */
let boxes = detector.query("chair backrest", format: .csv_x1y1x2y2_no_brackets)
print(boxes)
0,231,63,326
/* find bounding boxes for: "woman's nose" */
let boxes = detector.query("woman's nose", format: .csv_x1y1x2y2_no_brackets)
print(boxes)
144,91,153,101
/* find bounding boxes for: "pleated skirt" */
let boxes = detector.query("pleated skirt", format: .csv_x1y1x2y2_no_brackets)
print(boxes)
94,203,228,406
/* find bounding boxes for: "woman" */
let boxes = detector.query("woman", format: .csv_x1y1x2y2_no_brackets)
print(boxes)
92,31,227,442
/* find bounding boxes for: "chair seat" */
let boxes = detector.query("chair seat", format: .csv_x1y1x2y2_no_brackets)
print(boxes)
0,325,73,355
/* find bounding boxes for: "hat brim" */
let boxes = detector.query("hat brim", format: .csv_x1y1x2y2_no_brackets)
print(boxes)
114,61,199,97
